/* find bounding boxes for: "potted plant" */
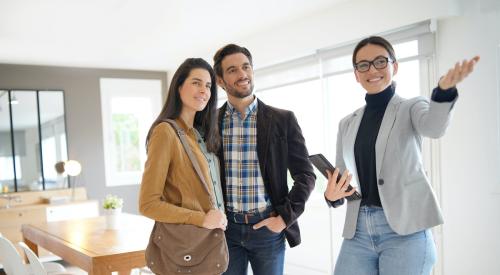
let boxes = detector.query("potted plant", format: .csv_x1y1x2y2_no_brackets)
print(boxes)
103,194,123,229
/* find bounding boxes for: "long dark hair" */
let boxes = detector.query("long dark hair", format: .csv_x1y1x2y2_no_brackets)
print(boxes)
146,58,220,153
352,36,397,66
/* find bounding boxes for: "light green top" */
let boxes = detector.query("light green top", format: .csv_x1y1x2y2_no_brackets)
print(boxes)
193,129,225,211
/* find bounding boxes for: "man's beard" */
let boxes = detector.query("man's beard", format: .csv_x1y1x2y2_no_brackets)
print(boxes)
225,83,254,99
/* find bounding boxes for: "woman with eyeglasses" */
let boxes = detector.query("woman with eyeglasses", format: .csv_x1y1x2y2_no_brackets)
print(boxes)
324,36,479,275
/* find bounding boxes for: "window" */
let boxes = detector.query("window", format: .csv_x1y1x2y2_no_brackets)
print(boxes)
41,114,69,189
42,137,56,181
100,78,162,186
252,22,435,274
0,156,21,181
0,90,67,192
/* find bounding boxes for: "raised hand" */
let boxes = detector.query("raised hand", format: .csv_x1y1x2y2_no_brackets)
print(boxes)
202,209,228,230
438,56,480,90
324,168,355,202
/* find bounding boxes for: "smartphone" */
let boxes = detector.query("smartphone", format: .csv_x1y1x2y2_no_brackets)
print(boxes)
308,154,361,201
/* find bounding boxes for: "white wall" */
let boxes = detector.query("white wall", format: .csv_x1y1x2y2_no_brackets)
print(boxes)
215,0,500,274
202,0,460,68
437,1,500,274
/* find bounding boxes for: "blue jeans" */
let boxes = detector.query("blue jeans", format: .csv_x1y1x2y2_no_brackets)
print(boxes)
223,220,286,275
334,206,436,275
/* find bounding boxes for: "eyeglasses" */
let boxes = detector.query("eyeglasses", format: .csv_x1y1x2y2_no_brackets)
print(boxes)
354,56,393,72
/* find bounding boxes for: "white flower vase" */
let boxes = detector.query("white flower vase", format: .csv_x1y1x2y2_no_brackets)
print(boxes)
104,208,122,230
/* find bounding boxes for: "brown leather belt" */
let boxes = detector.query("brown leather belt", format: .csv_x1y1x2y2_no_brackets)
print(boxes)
227,208,277,224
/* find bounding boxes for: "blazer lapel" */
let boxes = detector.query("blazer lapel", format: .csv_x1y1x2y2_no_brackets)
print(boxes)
256,99,272,178
375,95,403,178
343,107,364,193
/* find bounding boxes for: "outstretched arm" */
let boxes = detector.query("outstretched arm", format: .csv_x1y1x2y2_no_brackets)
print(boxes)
438,56,480,90
411,56,480,138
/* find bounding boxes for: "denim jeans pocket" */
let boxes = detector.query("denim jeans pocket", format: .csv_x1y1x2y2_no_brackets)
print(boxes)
261,226,282,235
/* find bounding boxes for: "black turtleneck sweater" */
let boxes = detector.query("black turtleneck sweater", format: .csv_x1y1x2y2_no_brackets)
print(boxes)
354,85,395,206
354,84,457,207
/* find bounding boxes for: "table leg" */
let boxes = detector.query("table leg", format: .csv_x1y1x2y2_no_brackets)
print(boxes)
90,265,131,275
23,236,38,255
89,265,111,275
117,269,132,274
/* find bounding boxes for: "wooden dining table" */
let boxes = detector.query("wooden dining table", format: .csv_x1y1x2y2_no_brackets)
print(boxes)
21,213,154,275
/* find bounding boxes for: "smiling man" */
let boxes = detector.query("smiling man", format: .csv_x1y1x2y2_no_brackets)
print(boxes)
213,44,316,275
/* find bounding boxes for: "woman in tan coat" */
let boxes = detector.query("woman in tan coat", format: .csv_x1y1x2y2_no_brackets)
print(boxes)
139,58,227,274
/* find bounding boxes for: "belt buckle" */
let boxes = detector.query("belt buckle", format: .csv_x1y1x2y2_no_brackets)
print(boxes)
230,209,275,224
243,212,257,224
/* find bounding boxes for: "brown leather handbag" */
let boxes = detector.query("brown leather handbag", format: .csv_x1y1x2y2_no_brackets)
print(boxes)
145,119,228,275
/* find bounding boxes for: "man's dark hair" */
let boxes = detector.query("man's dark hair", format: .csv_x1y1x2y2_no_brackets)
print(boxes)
213,44,253,77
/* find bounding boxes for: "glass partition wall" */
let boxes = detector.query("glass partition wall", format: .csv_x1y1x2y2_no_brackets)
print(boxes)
0,90,68,193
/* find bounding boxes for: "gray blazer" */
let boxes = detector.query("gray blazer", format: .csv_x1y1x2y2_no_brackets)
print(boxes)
336,94,457,239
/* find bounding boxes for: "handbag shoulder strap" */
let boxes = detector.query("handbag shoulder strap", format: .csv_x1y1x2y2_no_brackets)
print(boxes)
163,119,216,208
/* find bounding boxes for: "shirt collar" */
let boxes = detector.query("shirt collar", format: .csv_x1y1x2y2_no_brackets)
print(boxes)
225,96,259,117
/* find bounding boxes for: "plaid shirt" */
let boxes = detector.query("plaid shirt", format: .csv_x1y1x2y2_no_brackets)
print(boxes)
222,98,270,212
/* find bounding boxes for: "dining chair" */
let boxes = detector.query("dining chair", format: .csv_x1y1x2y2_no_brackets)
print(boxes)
17,242,72,275
0,234,30,275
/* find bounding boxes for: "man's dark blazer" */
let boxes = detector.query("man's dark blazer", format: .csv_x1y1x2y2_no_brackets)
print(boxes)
217,99,316,247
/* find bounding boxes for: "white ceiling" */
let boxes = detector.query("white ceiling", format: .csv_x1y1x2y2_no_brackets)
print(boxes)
0,0,349,71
